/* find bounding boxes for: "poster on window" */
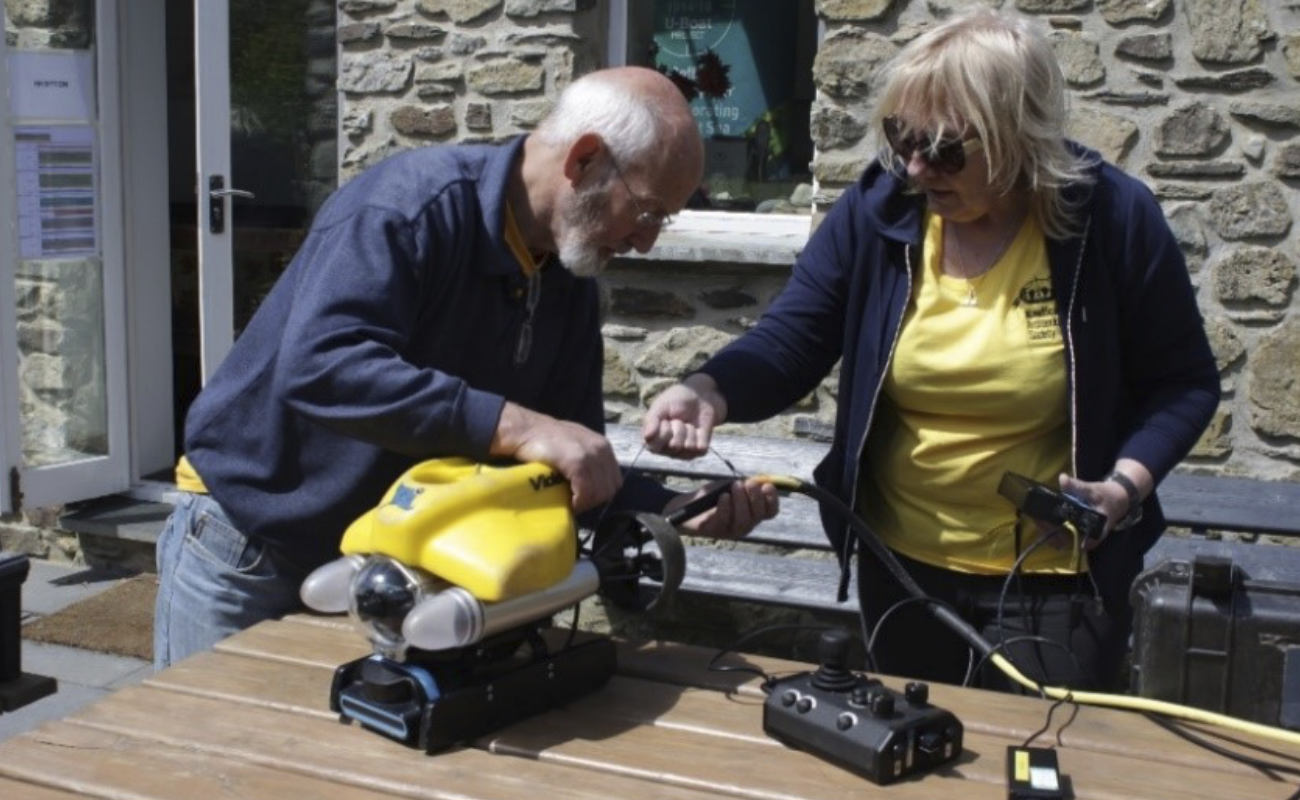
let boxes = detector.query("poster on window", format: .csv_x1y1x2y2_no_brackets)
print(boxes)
14,125,99,259
651,0,802,184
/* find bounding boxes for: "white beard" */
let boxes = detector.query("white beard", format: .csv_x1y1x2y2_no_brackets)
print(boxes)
556,180,613,278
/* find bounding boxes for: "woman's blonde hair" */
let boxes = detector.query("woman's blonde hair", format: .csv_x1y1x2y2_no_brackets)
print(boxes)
872,8,1095,239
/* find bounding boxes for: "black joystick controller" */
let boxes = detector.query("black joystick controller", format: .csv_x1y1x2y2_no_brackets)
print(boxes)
811,628,858,692
762,629,963,785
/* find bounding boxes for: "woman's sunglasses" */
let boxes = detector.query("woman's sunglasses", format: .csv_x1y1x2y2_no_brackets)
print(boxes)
882,116,982,174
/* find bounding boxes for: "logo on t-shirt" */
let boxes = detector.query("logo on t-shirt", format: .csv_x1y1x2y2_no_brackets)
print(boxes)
1016,277,1060,343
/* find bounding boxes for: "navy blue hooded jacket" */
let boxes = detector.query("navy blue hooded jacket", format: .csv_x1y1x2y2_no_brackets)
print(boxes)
699,149,1220,604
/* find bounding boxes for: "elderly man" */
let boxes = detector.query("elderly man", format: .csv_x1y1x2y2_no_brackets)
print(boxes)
155,67,778,669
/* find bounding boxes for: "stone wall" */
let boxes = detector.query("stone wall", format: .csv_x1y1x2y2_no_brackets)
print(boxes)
337,0,1300,482
802,0,1300,482
336,0,603,178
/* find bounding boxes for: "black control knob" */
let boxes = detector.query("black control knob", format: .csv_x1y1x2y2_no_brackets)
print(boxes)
781,689,798,707
870,692,895,718
796,696,815,714
904,681,929,706
836,712,856,731
850,684,871,707
811,628,858,691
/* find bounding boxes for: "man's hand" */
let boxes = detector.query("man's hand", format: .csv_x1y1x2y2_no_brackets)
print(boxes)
664,479,779,539
643,373,728,459
491,402,621,513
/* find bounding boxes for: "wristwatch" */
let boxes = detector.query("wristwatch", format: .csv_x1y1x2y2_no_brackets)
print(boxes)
1107,470,1143,530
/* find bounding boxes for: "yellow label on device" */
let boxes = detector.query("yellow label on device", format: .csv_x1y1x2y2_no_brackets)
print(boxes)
1014,750,1030,782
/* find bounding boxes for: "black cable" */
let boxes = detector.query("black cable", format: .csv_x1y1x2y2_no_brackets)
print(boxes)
561,600,581,651
965,635,1083,693
706,622,858,691
781,480,994,661
995,531,1055,684
857,604,874,673
1143,713,1300,779
621,467,1300,772
1022,693,1078,748
866,594,968,675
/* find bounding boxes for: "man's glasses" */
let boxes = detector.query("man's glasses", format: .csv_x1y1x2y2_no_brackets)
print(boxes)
609,157,674,230
882,115,983,175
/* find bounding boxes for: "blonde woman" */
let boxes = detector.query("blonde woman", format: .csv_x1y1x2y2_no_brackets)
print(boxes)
645,9,1218,691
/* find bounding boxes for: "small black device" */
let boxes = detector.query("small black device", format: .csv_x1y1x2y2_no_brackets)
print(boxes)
997,471,1106,544
1006,745,1066,799
762,629,963,784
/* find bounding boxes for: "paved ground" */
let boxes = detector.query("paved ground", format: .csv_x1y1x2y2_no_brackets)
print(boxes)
1,559,152,743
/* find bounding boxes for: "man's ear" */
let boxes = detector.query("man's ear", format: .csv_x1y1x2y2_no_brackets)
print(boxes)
562,133,604,185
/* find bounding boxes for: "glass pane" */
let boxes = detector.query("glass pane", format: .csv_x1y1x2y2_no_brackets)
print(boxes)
628,0,816,213
5,2,107,469
229,0,337,330
166,0,336,455
16,258,108,466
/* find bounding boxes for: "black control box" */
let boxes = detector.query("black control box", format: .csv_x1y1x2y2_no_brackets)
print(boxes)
762,630,963,784
998,471,1106,544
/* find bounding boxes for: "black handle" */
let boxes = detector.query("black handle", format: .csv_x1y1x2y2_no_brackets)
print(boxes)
664,479,735,525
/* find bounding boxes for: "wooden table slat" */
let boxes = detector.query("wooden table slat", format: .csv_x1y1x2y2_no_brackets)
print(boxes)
3,615,1297,799
0,775,88,800
160,637,1299,800
0,720,408,800
61,687,736,800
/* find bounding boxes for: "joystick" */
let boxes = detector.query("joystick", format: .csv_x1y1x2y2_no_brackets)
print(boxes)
811,628,857,692
762,629,963,784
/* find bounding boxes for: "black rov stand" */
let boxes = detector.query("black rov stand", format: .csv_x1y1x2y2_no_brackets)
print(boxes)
330,622,615,752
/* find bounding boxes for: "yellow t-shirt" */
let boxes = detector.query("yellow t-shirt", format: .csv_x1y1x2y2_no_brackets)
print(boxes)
860,211,1076,574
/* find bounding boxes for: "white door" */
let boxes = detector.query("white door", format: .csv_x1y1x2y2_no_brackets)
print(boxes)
0,0,131,511
177,0,336,394
193,0,237,382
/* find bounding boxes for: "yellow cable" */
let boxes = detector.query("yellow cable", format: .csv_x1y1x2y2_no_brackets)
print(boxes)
749,472,1300,748
752,473,804,491
1010,526,1300,747
989,653,1300,748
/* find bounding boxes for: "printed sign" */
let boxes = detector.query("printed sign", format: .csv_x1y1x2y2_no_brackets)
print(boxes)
8,50,96,121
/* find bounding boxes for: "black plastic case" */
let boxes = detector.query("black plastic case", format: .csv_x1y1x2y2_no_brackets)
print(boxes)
1130,554,1300,730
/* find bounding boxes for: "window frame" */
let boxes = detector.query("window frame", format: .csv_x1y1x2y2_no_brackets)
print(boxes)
605,0,820,259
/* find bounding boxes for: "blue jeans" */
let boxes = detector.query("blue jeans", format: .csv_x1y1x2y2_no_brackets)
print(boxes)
153,492,306,669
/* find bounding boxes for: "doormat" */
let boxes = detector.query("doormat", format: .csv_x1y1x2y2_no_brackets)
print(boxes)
23,574,156,662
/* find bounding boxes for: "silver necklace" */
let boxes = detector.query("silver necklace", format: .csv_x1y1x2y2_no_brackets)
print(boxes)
945,221,1019,307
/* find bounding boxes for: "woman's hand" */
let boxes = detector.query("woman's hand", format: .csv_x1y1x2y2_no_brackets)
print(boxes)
642,374,728,459
1058,460,1152,549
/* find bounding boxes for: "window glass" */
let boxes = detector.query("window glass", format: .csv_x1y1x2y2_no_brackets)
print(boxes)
4,2,109,468
626,0,816,214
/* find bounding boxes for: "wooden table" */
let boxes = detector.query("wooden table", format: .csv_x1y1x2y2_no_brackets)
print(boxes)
0,614,1296,799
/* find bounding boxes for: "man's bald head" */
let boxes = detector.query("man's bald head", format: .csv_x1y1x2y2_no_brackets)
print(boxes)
535,66,703,186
